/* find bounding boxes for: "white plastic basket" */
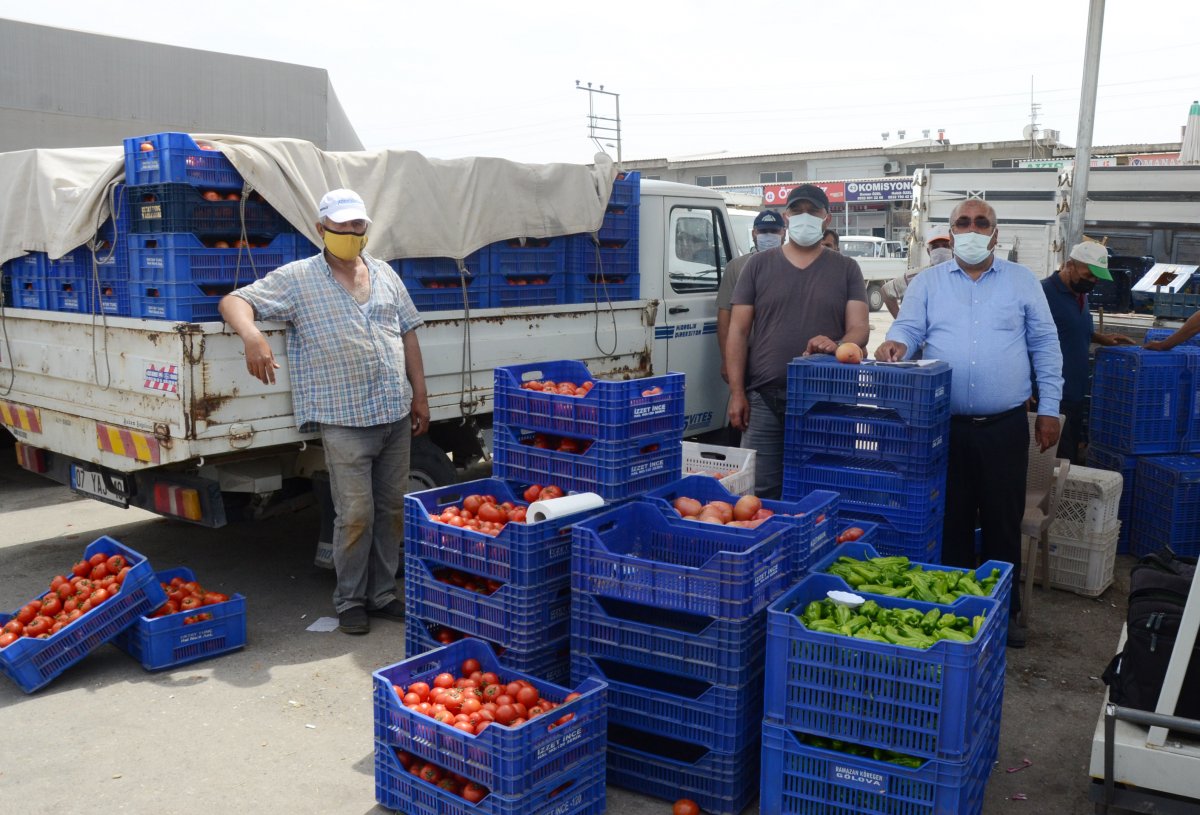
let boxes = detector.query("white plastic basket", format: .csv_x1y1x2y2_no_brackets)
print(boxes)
1048,466,1123,540
681,441,756,496
1034,525,1120,598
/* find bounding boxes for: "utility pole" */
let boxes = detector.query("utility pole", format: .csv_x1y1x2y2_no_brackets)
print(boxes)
1029,77,1041,160
1067,0,1105,252
575,81,622,164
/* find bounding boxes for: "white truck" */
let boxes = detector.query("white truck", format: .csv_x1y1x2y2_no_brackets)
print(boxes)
837,235,907,312
0,169,738,527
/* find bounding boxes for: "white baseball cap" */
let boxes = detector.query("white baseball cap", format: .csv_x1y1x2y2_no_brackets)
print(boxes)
318,188,372,224
1069,241,1112,280
926,224,951,245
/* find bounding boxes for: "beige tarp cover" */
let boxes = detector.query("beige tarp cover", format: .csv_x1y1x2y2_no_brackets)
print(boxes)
0,135,617,266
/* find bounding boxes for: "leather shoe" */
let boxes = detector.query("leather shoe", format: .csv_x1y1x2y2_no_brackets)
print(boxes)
368,599,405,621
338,606,370,635
1007,618,1027,649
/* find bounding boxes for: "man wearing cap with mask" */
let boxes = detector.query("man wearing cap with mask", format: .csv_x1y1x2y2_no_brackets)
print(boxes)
881,225,953,318
876,198,1063,647
219,188,429,635
1041,241,1134,463
716,209,785,383
820,229,840,251
726,184,870,498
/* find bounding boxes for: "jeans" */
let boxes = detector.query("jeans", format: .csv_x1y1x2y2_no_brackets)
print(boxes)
320,418,410,613
742,389,785,500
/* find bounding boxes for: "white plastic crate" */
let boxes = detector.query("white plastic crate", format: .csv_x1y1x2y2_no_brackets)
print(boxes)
681,441,756,496
1048,466,1123,540
1034,525,1120,598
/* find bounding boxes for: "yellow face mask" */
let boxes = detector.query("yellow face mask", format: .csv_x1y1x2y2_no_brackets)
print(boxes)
322,227,368,261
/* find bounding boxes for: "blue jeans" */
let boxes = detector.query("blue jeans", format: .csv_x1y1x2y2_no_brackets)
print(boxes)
742,389,784,500
320,419,410,613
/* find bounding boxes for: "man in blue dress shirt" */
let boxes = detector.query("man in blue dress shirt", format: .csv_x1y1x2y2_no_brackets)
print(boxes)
876,199,1064,648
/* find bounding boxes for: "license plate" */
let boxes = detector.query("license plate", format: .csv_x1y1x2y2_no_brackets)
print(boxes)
70,465,129,507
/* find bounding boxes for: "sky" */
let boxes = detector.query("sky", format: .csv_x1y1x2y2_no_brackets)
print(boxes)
3,1,1198,164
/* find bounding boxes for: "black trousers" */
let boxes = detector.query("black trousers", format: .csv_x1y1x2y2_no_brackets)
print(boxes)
941,407,1029,617
1056,398,1085,465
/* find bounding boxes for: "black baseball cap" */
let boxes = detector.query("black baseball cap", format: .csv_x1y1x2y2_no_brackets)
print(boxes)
786,184,830,211
753,210,784,231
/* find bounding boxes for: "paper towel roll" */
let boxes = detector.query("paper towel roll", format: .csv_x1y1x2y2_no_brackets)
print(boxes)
527,492,605,523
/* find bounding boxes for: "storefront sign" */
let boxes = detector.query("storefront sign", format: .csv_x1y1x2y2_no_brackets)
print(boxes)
844,179,913,202
762,182,845,206
1129,153,1181,166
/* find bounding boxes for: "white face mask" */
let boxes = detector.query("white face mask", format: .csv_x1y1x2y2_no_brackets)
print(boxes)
952,230,995,265
786,213,825,247
929,246,953,265
755,233,783,251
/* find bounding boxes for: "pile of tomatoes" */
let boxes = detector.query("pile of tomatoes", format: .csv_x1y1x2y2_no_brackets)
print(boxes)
0,552,132,648
422,624,511,656
428,486,565,536
394,751,491,802
504,276,552,286
519,379,594,397
149,575,229,625
836,526,867,544
433,567,503,596
421,278,468,290
393,656,579,735
521,433,595,455
670,494,777,528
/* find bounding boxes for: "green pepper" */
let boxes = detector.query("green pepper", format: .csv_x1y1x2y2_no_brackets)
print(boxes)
920,608,941,631
937,613,959,629
957,577,985,597
858,600,880,620
972,614,987,637
801,600,825,624
936,627,974,643
833,604,852,627
908,573,937,603
887,756,924,768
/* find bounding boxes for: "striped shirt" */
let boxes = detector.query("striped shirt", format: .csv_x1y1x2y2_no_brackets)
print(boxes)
232,252,423,429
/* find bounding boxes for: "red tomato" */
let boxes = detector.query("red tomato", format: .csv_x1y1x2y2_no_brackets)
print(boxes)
49,575,69,592
105,555,126,573
461,658,482,675
203,592,229,606
3,619,24,636
179,595,201,611
90,588,110,605
539,485,564,500
477,503,507,524
516,686,539,707
673,800,700,815
493,704,515,725
395,750,416,770
90,563,109,581
88,553,107,568
71,560,91,577
40,596,62,617
433,672,455,689
0,632,17,648
24,616,53,637
16,604,37,625
641,386,663,397
837,527,865,543
523,485,542,502
408,681,430,700
463,783,489,803
419,764,442,784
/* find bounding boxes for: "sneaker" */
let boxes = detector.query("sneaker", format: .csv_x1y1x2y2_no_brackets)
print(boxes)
338,606,370,635
1007,618,1027,649
368,599,405,622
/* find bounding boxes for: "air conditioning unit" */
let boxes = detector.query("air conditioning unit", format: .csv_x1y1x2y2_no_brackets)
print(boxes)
1041,129,1060,145
883,161,901,174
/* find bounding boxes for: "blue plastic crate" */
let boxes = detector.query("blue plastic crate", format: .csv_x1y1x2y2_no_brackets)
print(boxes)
811,541,1013,623
838,510,944,562
565,239,639,303
112,566,246,671
492,426,681,502
1,269,10,306
607,171,641,209
786,358,952,428
1131,455,1200,558
605,723,760,815
124,132,243,190
373,639,607,797
404,616,571,685
570,652,763,753
570,591,766,687
785,405,949,474
4,254,51,309
128,232,306,286
1084,444,1136,554
390,253,490,311
129,279,235,322
405,478,598,585
47,216,129,280
127,183,296,237
1090,347,1193,454
643,474,839,575
404,556,571,651
596,207,638,245
1144,328,1200,347
494,361,684,442
87,274,132,317
571,501,792,619
1154,292,1200,320
490,271,568,308
784,454,946,532
764,573,1005,761
0,536,167,693
758,717,996,815
376,744,606,815
44,272,89,313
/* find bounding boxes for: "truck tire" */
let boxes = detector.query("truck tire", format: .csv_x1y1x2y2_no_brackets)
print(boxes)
867,283,884,313
410,435,458,491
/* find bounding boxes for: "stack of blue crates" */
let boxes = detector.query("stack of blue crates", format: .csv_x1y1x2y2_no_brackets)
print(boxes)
570,491,824,815
403,476,595,684
566,172,640,303
490,359,684,502
1131,455,1200,557
782,357,953,562
122,132,310,321
759,572,1007,815
1085,346,1200,553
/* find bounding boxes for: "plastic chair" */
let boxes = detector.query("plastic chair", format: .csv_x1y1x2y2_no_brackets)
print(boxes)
1019,413,1070,625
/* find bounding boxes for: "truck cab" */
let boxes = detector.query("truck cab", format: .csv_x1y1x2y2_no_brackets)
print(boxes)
837,235,907,311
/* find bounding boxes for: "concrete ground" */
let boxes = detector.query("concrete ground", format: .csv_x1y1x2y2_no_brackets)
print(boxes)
0,442,1132,815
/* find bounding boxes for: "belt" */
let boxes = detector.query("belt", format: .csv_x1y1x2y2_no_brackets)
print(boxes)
951,405,1025,425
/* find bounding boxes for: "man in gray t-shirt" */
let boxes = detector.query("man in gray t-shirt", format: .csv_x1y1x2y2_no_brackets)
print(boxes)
725,184,869,498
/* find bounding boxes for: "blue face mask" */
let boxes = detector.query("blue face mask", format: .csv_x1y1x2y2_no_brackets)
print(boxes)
952,230,995,265
786,213,825,247
755,233,783,251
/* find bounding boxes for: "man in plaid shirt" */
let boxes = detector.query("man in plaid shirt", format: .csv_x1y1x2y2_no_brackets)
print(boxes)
220,189,429,634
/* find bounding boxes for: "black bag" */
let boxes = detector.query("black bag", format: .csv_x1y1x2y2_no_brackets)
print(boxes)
1102,549,1200,720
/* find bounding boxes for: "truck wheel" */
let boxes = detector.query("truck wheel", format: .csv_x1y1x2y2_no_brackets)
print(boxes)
867,284,884,313
410,435,457,491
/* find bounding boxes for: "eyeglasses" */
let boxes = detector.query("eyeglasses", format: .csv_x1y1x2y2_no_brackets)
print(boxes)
952,216,993,231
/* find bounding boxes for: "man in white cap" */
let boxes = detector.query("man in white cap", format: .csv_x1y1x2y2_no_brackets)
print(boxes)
219,189,429,634
881,225,953,318
1041,241,1134,463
